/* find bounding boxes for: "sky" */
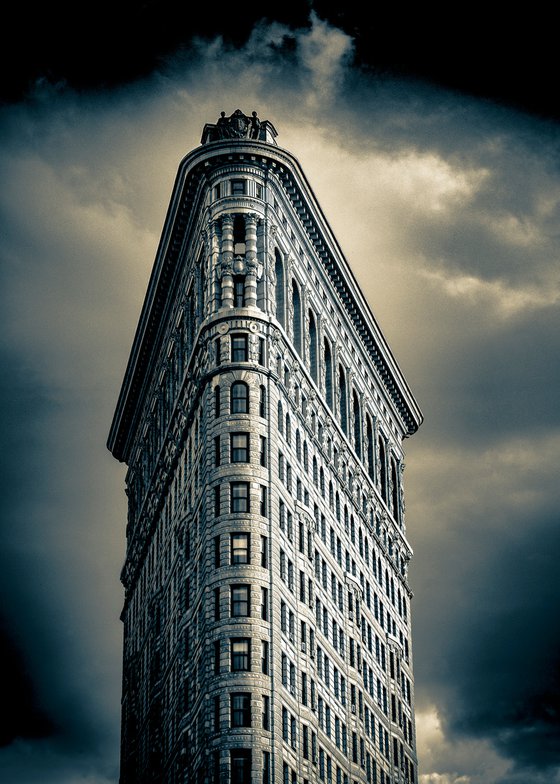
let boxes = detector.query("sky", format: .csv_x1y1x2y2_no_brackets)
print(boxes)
1,6,559,784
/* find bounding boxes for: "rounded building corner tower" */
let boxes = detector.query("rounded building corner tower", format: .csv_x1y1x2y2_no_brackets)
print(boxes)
107,110,423,784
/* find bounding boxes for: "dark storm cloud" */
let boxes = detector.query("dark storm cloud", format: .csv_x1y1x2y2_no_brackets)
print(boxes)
411,461,560,772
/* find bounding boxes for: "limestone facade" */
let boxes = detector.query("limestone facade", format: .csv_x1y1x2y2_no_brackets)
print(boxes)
108,111,423,784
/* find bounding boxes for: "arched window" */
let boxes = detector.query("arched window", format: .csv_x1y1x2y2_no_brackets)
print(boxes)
292,280,302,356
303,441,309,473
275,250,285,327
313,457,318,486
285,414,291,444
329,481,334,509
278,401,284,434
296,429,301,462
391,457,400,525
378,436,387,502
335,492,340,522
214,385,221,418
339,366,348,435
353,390,361,459
309,310,318,383
319,467,325,498
324,338,333,409
230,382,249,413
366,416,374,481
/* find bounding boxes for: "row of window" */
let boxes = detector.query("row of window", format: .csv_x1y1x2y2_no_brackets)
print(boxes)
214,433,267,466
281,705,415,784
213,691,270,730
213,637,269,674
214,584,269,621
215,381,267,418
213,482,268,516
214,532,268,568
216,333,266,365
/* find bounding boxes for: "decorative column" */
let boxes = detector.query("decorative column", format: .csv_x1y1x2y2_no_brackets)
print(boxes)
244,214,259,307
220,215,234,308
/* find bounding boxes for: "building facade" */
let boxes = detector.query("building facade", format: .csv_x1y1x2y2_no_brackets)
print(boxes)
107,110,423,784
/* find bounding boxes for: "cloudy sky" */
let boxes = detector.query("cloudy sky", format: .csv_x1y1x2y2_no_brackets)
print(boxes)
1,6,559,784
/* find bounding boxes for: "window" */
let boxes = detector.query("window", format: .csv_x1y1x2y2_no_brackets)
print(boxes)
214,385,221,417
259,337,266,365
231,433,250,462
231,585,250,616
262,696,270,730
261,640,269,674
214,535,221,567
260,436,267,466
214,435,221,467
230,749,251,784
214,484,221,517
275,249,285,327
261,587,268,620
231,381,249,413
260,485,268,516
232,334,248,362
259,385,266,417
231,533,250,564
262,751,271,784
231,482,250,512
324,339,333,409
233,276,245,307
231,638,251,671
214,587,220,620
214,640,221,674
231,693,251,727
292,279,302,356
309,310,318,382
231,179,246,195
260,535,268,568
214,695,220,730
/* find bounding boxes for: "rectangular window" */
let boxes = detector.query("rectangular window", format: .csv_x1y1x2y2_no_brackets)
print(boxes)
261,640,269,674
231,178,246,195
260,485,268,516
214,587,220,620
231,692,251,727
231,638,251,671
260,436,267,466
262,695,270,730
260,535,268,568
214,640,220,674
214,484,221,517
259,337,265,365
214,695,220,730
262,751,271,784
231,482,250,512
231,334,248,362
231,532,250,564
231,584,250,617
230,749,251,784
231,432,250,462
214,435,221,466
261,587,268,620
233,275,246,307
214,535,221,567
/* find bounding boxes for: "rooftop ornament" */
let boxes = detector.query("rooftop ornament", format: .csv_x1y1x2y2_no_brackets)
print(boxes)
201,109,278,145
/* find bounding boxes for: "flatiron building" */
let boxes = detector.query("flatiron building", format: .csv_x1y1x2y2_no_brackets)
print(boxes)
107,109,423,784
